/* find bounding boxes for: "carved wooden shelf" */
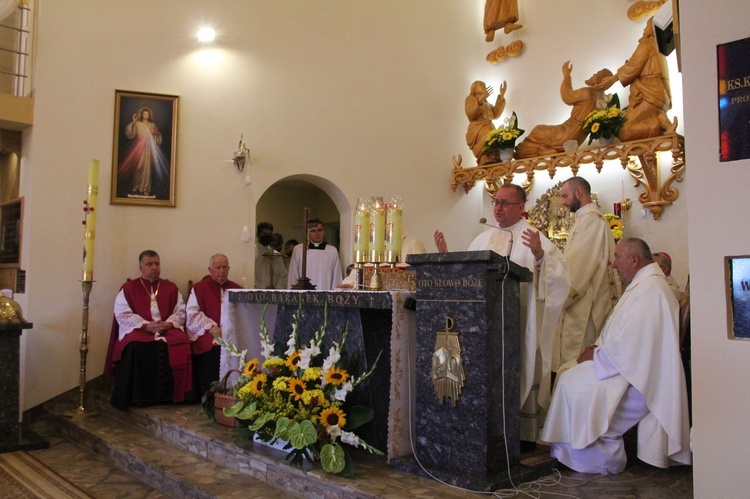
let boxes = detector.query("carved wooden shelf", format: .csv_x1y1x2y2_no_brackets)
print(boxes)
450,133,685,220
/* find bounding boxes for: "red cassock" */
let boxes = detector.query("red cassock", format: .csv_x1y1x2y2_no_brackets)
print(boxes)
104,278,192,405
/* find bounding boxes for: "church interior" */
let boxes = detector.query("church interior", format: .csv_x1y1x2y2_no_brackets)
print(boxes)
0,0,748,496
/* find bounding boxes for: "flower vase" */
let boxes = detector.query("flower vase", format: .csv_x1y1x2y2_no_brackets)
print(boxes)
598,136,614,146
499,148,514,162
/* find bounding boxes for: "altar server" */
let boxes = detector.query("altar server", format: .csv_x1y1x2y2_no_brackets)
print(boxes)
288,218,342,290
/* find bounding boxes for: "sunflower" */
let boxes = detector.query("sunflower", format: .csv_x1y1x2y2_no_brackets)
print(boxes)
325,367,350,386
250,373,267,396
285,351,301,371
288,378,307,401
320,406,347,429
609,219,623,230
591,122,600,133
243,358,259,377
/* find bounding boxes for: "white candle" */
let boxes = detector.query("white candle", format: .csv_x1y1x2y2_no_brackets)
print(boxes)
82,159,99,281
353,197,370,263
369,196,385,262
385,196,403,263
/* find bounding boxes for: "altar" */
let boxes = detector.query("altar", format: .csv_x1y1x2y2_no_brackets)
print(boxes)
220,289,415,460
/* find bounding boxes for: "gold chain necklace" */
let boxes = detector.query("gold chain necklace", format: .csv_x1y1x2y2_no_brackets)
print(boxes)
140,277,160,307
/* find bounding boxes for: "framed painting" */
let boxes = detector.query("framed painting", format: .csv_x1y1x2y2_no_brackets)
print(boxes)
111,90,179,206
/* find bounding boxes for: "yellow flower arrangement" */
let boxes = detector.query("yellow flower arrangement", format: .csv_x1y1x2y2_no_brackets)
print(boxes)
210,302,383,476
603,213,624,241
583,94,626,145
484,111,525,152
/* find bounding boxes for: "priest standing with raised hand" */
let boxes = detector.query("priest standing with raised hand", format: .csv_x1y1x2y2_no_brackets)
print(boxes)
434,183,569,444
541,238,691,474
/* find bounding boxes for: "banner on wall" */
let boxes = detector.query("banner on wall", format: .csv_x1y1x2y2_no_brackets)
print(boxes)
717,36,750,162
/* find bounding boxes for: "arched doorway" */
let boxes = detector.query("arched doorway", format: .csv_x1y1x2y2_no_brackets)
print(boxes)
255,175,351,285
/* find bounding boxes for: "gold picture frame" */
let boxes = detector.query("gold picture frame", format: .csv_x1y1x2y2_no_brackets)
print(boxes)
111,90,179,207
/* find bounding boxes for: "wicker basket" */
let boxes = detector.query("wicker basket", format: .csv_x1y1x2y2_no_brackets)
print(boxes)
214,369,242,428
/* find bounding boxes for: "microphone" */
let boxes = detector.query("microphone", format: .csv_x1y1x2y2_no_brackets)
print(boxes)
478,218,514,259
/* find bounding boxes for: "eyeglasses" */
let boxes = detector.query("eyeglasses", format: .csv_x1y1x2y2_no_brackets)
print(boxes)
491,200,524,208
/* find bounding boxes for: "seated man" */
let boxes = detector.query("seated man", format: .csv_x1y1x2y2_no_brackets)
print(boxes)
105,250,193,410
653,251,687,302
541,238,691,474
186,253,240,397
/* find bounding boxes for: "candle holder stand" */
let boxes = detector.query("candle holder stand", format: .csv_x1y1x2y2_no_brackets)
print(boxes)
65,280,99,418
619,197,632,212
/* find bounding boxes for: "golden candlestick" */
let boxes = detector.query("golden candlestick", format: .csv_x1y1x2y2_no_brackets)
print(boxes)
64,280,99,418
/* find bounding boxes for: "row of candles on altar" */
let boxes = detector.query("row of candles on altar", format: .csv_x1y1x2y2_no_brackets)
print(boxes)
353,196,403,264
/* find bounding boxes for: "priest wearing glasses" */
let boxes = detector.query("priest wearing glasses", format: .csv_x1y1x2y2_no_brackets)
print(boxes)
105,250,193,410
434,183,569,445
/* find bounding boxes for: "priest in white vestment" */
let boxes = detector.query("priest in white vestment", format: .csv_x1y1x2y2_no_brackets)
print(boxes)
541,238,691,474
553,177,620,371
435,183,569,442
288,218,342,290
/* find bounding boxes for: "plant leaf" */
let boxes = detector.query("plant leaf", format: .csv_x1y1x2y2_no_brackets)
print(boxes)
320,443,346,473
343,405,374,430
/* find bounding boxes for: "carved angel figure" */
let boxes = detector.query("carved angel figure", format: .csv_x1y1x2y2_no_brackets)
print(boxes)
483,0,523,42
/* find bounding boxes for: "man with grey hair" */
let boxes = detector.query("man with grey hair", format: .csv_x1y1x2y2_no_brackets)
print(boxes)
653,251,687,302
186,253,241,397
555,176,620,371
541,238,691,474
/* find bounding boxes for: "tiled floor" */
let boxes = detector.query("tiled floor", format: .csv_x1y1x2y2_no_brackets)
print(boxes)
22,386,693,498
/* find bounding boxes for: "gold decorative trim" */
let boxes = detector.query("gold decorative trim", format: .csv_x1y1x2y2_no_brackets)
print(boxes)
451,133,685,220
627,1,667,21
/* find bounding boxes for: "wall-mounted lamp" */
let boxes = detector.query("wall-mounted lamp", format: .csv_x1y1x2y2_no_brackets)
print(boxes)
197,27,216,43
233,135,249,171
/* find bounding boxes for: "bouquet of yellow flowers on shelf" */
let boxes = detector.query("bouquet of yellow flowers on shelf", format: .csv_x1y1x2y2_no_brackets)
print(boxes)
603,213,624,241
212,303,382,476
484,111,525,151
582,94,626,145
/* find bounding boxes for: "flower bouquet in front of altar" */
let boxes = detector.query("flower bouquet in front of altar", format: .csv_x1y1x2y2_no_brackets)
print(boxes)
484,111,525,161
583,93,626,145
603,213,624,241
210,302,383,477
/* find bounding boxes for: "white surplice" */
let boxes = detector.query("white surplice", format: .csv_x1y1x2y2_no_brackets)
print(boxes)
287,243,342,290
541,263,691,473
254,243,288,289
468,218,569,441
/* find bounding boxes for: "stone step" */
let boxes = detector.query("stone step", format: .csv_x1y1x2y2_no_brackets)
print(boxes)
43,406,300,499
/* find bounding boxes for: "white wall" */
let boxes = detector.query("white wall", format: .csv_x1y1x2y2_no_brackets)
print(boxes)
680,1,750,495
21,1,688,421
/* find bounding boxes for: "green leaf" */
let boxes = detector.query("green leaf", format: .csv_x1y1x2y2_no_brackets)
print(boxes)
222,400,245,417
234,401,257,420
249,412,275,431
343,405,374,430
274,417,291,440
288,420,317,449
320,443,346,473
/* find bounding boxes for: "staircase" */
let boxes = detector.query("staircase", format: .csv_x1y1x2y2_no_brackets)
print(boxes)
28,378,462,498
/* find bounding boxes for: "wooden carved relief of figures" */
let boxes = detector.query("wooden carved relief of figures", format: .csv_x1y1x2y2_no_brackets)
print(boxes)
465,81,507,166
515,62,613,159
600,17,677,141
484,0,525,64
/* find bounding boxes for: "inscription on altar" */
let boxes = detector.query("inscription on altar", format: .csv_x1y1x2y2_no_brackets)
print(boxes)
228,290,395,310
418,278,484,288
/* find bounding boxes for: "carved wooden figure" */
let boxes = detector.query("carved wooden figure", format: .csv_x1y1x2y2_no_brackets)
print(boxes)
465,80,507,166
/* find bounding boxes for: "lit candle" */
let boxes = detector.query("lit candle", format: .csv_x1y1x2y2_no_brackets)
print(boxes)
353,197,370,263
385,196,403,263
369,196,385,262
82,159,99,281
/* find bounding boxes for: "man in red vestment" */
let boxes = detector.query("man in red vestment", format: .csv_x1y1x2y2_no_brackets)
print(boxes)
105,250,193,410
186,253,241,397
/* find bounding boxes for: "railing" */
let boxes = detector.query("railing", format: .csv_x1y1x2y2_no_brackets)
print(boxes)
0,1,32,97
